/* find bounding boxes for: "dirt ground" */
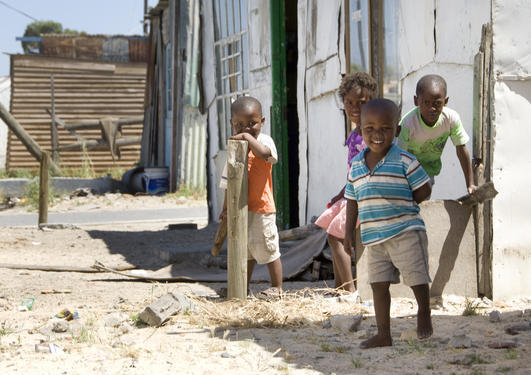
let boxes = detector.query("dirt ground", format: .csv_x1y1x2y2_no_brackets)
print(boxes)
0,195,530,374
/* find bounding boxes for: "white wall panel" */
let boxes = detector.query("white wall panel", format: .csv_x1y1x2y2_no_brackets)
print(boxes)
305,0,341,67
306,94,348,222
306,57,342,101
435,0,491,65
493,0,531,76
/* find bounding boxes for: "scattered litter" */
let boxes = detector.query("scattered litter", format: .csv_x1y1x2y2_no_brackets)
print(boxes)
220,352,234,358
41,289,72,295
70,188,94,198
35,342,64,354
55,309,78,321
31,242,41,246
52,320,69,333
39,223,79,230
18,297,35,311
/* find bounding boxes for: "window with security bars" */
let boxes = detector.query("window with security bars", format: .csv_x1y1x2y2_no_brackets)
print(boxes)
213,0,249,149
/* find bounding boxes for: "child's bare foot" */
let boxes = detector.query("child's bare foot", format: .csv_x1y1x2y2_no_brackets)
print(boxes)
417,309,433,339
360,334,392,349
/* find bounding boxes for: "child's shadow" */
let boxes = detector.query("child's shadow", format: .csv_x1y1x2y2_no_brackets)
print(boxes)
430,201,472,297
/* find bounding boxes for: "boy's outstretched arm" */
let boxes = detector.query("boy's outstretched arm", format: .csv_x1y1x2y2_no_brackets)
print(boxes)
230,133,271,160
413,182,431,204
456,145,477,194
343,198,358,256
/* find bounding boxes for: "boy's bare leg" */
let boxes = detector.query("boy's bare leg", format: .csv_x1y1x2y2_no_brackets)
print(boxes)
247,259,256,291
329,235,355,292
266,258,283,289
361,282,392,349
411,284,432,339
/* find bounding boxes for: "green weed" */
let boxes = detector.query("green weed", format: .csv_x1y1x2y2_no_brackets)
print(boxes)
163,184,206,201
21,178,57,209
320,343,331,352
462,297,482,316
504,348,518,360
351,357,363,368
495,367,511,373
465,353,492,364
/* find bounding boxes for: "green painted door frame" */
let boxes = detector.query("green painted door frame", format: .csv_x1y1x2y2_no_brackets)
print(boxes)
270,0,290,230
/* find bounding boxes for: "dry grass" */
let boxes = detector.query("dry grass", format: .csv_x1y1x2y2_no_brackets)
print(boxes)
187,288,365,329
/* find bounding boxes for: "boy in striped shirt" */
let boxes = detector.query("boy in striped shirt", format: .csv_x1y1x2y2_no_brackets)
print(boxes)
343,99,432,349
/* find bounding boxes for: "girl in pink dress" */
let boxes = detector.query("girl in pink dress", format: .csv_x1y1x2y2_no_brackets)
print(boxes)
315,72,377,292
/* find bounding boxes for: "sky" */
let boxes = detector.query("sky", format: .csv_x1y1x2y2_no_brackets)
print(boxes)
0,0,159,77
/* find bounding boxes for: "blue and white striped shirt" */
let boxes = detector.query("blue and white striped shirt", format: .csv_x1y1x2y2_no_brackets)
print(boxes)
345,143,430,246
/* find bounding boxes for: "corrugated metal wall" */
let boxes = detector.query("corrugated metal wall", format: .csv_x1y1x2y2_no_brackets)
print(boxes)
40,35,149,63
7,54,146,172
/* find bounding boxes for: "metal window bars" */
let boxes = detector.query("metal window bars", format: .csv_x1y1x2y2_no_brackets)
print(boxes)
213,0,249,148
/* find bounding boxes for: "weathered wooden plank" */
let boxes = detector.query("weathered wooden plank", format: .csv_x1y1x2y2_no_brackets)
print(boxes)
227,140,248,300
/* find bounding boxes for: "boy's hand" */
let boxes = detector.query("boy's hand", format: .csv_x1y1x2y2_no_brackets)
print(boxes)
229,133,249,141
343,233,355,256
467,185,478,195
219,209,227,221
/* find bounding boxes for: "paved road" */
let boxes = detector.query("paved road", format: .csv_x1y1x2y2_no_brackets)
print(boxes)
0,206,209,227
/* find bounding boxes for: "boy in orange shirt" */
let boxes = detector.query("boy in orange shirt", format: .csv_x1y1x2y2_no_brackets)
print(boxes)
219,96,283,297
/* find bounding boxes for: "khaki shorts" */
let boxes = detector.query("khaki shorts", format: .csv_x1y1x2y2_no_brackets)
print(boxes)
368,230,430,287
248,211,281,264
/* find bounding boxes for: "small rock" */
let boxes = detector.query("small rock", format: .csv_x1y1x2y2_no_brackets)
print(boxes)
330,314,362,333
524,309,531,317
104,313,124,328
52,320,69,333
488,341,517,349
505,322,531,335
221,352,234,358
399,329,417,341
449,334,472,348
458,323,470,330
489,310,501,323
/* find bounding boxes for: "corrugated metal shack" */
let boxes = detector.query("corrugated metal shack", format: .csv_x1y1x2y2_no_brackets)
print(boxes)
7,35,148,172
141,0,206,192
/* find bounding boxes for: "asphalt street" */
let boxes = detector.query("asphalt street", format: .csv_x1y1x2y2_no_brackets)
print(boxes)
0,206,208,227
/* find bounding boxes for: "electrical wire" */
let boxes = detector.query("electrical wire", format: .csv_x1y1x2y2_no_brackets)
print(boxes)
0,0,39,22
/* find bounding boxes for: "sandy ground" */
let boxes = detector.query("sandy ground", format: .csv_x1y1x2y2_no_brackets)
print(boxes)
0,195,530,374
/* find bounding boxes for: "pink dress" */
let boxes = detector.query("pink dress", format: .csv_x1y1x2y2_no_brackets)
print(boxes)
315,129,364,239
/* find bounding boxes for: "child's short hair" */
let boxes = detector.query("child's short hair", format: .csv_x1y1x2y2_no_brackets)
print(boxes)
339,72,378,99
416,74,447,96
231,96,262,117
362,98,400,124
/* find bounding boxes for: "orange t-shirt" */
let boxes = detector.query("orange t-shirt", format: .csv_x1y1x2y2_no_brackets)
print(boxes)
247,149,276,213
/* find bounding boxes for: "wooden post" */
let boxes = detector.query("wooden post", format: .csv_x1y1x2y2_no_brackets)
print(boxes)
38,152,49,226
50,74,59,163
0,103,61,176
227,140,248,300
